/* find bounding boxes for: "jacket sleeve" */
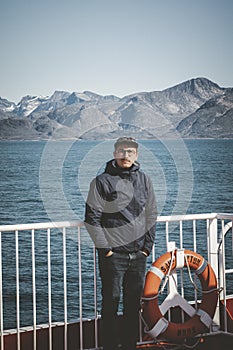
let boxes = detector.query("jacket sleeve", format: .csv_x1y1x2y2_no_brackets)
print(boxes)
143,176,157,255
84,177,111,254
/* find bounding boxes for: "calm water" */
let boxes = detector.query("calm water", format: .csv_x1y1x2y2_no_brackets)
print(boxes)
0,139,233,328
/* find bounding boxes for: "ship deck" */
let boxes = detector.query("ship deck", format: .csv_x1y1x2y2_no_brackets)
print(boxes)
3,320,233,350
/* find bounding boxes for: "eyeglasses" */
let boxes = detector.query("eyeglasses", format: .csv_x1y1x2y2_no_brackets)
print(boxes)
116,148,137,157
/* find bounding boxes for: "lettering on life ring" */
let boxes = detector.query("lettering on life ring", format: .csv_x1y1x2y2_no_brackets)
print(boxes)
141,249,218,343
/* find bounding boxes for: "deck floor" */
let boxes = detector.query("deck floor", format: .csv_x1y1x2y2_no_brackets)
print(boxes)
135,333,233,349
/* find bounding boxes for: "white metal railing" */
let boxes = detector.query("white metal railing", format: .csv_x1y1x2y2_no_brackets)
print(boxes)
0,221,84,350
217,214,233,334
0,213,232,350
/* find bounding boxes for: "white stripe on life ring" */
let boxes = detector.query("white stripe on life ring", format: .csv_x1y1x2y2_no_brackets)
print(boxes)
196,308,212,328
195,259,207,275
145,317,169,339
149,266,164,280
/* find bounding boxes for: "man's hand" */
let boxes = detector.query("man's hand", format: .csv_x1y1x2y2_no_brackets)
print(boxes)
106,250,114,257
140,250,148,257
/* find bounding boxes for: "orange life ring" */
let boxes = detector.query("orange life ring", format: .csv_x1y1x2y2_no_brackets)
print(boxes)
142,249,218,343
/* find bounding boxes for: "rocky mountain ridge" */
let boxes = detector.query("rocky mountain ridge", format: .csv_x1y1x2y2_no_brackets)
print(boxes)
0,77,232,140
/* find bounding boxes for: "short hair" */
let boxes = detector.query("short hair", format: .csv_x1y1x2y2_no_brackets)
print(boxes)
114,137,138,150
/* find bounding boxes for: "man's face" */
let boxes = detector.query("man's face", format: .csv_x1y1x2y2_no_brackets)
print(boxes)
114,143,138,168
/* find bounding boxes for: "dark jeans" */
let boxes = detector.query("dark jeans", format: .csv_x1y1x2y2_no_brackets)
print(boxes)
98,251,147,350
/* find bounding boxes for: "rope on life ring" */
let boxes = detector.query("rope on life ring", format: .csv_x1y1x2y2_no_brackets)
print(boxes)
141,249,219,343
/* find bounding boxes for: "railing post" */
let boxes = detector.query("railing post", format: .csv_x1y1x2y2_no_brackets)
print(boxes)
47,228,52,350
93,247,99,349
219,220,227,332
0,232,4,350
208,217,218,277
207,216,219,329
63,228,67,350
31,229,37,350
78,227,83,350
15,230,20,350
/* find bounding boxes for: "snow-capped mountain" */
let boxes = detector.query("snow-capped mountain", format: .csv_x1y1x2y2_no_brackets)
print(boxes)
0,78,232,140
0,97,16,113
15,95,50,117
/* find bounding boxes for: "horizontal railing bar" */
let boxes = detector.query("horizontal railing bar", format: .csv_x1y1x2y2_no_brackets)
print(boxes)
2,319,96,335
0,213,221,233
156,212,218,222
217,213,233,220
0,221,84,232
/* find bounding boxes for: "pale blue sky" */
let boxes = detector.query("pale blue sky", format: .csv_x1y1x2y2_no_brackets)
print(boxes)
1,0,232,103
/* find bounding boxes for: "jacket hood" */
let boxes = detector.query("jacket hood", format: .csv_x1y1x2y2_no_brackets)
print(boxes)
104,159,140,176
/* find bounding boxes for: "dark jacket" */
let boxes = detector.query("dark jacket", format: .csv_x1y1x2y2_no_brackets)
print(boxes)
85,159,157,255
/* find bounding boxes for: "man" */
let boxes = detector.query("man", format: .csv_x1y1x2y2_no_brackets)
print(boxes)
85,137,157,350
